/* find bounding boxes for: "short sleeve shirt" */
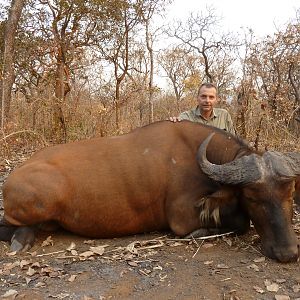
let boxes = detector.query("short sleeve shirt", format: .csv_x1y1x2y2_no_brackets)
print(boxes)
179,106,235,135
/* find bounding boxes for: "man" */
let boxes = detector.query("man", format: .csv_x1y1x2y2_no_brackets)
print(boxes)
170,83,235,135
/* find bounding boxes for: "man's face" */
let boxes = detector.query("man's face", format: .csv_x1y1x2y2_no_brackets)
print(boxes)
197,86,218,115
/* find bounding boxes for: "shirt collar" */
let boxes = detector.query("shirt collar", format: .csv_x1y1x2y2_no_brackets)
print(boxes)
195,106,217,120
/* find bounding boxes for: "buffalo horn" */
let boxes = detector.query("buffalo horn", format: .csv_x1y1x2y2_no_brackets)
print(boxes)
197,133,263,185
263,151,300,178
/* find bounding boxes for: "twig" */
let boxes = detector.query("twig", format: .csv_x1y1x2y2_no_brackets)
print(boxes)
35,250,65,257
165,231,235,242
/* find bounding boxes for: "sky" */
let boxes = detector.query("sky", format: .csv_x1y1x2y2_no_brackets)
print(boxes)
165,0,299,37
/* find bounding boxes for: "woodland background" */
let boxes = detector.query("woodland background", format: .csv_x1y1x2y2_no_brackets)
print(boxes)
0,0,300,158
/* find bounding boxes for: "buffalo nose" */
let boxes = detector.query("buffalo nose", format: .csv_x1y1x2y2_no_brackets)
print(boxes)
272,245,299,263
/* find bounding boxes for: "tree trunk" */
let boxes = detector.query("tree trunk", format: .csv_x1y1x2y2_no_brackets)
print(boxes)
115,79,121,130
145,20,154,124
1,0,25,127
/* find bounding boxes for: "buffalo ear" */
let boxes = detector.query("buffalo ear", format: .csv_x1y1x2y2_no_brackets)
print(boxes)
195,188,237,226
195,188,237,207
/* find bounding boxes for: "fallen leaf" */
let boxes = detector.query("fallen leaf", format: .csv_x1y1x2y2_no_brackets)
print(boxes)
169,242,183,247
153,265,163,271
25,277,32,285
90,245,107,256
66,242,76,251
79,251,94,258
83,296,95,300
159,273,167,281
253,257,265,263
253,286,265,294
26,267,36,276
68,274,77,282
223,237,232,247
274,295,290,300
276,279,287,284
83,240,95,245
127,261,138,267
292,284,300,293
216,263,229,269
70,250,78,256
41,236,54,247
20,260,31,269
1,289,18,299
48,293,70,299
126,242,138,254
31,262,41,268
202,243,214,248
247,264,260,272
6,251,17,257
35,282,46,288
264,280,279,292
203,260,213,265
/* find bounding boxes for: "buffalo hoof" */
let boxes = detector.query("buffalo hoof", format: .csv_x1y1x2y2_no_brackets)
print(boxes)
10,227,35,252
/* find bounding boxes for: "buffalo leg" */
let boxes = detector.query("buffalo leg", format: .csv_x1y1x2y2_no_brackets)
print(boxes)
10,227,35,252
0,218,35,252
185,210,250,238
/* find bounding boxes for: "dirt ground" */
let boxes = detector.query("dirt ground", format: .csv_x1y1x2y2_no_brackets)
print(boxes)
0,154,300,300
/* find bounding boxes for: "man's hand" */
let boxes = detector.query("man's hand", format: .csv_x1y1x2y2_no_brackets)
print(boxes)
169,117,181,122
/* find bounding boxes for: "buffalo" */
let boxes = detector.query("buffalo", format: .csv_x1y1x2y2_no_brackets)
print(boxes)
0,121,299,262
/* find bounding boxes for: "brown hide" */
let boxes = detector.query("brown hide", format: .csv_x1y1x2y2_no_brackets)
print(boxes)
2,121,244,239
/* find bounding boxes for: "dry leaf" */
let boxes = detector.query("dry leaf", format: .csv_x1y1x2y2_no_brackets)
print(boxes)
169,242,183,247
35,282,46,288
90,245,107,256
276,279,287,284
1,289,18,298
292,284,300,293
83,240,95,245
70,250,78,256
153,265,163,270
127,261,138,267
159,273,167,281
26,267,36,276
253,257,265,263
223,237,232,247
264,280,279,292
203,260,213,265
216,263,229,269
253,286,264,294
79,251,94,258
126,242,138,254
247,264,260,272
31,262,41,268
6,251,17,257
20,260,31,269
68,274,77,282
202,243,214,248
274,295,290,300
25,277,32,285
48,293,70,299
41,236,53,247
66,242,76,251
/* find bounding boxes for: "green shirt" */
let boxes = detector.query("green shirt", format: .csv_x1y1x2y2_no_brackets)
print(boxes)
179,106,235,135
